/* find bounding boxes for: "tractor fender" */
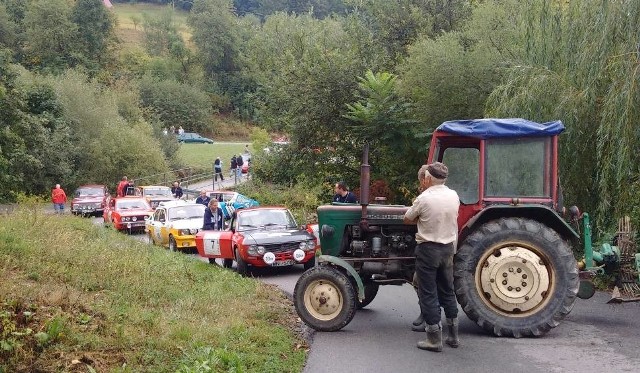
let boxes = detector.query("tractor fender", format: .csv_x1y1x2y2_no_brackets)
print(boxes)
318,255,365,302
459,205,579,245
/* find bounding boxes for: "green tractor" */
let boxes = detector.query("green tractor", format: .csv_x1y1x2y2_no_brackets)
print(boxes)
293,118,639,337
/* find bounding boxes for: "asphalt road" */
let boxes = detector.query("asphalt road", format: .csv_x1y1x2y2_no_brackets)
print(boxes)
92,220,640,373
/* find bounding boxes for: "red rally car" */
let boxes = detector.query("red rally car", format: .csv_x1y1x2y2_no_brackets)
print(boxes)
195,207,318,275
103,196,153,232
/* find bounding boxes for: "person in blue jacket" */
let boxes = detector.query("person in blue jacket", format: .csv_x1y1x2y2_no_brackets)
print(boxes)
203,199,224,230
333,182,357,203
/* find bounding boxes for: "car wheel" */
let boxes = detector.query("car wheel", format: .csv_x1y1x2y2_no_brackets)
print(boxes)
169,236,177,252
235,247,248,276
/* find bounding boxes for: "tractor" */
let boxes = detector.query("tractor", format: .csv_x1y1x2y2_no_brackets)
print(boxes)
293,118,640,338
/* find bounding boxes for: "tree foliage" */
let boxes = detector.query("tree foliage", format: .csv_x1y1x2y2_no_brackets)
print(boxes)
344,70,420,200
138,77,213,134
486,0,640,230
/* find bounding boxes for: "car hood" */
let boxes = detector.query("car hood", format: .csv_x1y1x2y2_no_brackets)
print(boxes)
73,197,103,203
170,218,203,230
118,209,152,216
241,229,313,245
147,196,173,202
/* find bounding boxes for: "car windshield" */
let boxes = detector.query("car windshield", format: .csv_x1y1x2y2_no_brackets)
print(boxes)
116,200,149,210
75,188,103,197
168,205,206,220
144,188,172,197
237,209,296,231
210,193,234,202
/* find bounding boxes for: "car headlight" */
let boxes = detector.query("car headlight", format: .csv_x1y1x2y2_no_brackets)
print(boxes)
307,240,316,250
248,245,265,256
122,217,130,222
190,228,198,234
178,229,191,235
299,241,308,250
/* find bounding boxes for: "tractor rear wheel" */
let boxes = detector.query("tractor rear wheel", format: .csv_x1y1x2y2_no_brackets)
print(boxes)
454,217,578,337
294,265,357,332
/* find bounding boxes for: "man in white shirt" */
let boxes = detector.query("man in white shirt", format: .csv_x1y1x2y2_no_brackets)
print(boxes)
404,162,460,352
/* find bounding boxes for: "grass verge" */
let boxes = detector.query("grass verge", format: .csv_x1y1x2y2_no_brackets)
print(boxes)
177,142,251,172
0,209,306,372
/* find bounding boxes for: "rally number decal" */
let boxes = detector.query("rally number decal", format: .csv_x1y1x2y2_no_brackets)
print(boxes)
204,238,221,256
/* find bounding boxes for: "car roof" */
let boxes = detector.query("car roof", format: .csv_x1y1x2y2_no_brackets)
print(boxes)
114,196,147,201
140,185,170,189
156,200,202,209
77,184,106,188
202,190,236,195
238,206,288,213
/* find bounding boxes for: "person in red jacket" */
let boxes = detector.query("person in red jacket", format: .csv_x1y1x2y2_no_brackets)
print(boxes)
51,184,67,214
116,176,128,197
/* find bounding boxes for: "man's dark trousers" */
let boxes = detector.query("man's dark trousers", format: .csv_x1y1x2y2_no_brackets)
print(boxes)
415,241,458,325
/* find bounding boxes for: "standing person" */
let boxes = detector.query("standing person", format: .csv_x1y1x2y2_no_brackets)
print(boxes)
214,157,224,181
162,127,168,136
195,191,210,206
236,154,244,178
403,163,460,352
171,181,183,199
51,184,67,214
203,199,224,230
230,155,237,178
333,182,357,203
169,125,175,135
116,176,128,197
178,126,185,135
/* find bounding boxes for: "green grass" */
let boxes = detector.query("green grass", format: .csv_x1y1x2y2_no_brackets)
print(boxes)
111,3,192,49
178,142,253,170
0,209,306,372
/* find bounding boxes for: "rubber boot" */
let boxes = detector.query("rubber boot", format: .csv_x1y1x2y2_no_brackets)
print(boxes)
411,314,425,332
417,324,442,352
445,318,459,348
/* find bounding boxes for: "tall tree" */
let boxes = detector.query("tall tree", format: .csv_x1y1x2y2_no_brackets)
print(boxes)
71,0,116,72
23,0,79,72
486,0,640,230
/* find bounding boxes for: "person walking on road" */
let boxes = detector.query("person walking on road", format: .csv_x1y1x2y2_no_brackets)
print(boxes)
203,199,224,231
403,162,460,352
230,155,237,178
51,184,67,214
236,154,244,178
214,157,224,182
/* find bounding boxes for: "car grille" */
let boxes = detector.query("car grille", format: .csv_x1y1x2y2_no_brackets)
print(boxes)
264,242,301,253
75,203,100,210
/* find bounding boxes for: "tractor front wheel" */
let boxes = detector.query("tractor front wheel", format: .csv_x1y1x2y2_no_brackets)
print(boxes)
454,217,578,337
294,265,357,332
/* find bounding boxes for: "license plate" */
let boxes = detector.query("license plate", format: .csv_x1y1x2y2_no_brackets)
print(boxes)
272,260,295,267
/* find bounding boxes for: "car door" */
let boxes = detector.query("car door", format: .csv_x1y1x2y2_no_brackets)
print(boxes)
156,209,169,245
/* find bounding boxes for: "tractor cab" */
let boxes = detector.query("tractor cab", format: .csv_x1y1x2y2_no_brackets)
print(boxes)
428,118,576,244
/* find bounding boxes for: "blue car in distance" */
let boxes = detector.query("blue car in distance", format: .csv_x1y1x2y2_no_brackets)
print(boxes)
178,132,214,144
203,191,259,219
